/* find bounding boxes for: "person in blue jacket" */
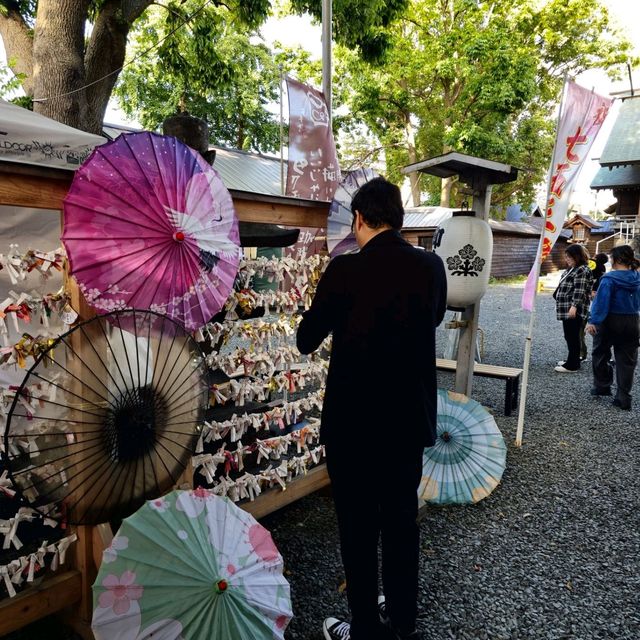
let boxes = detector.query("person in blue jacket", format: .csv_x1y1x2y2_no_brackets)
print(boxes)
586,245,640,410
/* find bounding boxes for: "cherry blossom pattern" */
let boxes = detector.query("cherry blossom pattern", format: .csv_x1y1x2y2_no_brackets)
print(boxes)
175,486,213,518
248,524,280,564
103,535,129,564
149,496,170,513
98,571,144,615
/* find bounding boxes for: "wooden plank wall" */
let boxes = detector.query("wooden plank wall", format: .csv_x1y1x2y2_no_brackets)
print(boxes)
401,228,569,278
616,191,640,218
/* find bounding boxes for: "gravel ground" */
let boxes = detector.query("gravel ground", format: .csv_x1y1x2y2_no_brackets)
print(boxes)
264,283,640,640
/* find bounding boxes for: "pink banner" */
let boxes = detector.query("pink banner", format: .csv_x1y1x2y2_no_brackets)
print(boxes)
522,81,612,310
285,77,340,201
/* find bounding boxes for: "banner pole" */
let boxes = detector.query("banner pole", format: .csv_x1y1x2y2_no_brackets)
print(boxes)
279,66,285,196
515,78,568,447
322,0,332,128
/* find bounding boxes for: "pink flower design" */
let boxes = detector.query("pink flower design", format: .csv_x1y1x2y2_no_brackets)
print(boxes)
149,497,169,513
248,524,279,563
103,535,129,564
98,571,143,615
227,563,236,575
192,486,211,499
176,487,212,518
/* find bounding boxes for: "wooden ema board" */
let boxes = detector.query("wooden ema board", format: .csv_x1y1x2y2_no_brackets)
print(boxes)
0,160,330,638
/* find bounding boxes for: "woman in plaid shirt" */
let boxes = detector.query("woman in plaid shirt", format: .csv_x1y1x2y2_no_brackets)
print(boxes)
553,244,593,372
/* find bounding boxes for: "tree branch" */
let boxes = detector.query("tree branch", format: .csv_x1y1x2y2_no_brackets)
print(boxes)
83,0,154,133
0,6,34,95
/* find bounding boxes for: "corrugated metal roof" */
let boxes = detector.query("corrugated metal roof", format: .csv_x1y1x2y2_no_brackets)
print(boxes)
488,220,539,235
402,207,542,236
403,207,456,228
212,147,283,196
589,219,616,234
103,123,139,140
529,217,572,238
599,97,640,167
101,123,284,196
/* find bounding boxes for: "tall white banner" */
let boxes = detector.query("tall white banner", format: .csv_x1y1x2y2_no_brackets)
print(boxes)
521,81,612,310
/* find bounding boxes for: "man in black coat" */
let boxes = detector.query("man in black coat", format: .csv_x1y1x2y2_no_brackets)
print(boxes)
297,177,447,640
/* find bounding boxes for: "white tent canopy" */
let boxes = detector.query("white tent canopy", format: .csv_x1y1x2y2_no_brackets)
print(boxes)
0,99,105,171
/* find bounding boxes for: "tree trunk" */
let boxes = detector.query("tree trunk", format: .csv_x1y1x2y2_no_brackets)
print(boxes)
439,104,454,207
404,119,421,207
0,7,34,96
29,0,151,133
83,0,152,134
440,176,453,208
32,0,90,128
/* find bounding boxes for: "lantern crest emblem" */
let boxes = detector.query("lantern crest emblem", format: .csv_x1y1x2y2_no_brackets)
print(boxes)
446,244,486,277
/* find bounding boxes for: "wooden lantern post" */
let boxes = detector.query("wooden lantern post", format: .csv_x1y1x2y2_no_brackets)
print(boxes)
402,152,518,397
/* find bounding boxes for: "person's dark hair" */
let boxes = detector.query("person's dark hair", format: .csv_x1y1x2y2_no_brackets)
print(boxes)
594,252,608,266
565,243,589,267
610,244,640,270
351,176,404,230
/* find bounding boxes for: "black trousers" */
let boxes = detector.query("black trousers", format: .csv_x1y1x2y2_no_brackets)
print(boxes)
579,316,588,359
325,440,423,640
561,317,582,370
592,313,640,404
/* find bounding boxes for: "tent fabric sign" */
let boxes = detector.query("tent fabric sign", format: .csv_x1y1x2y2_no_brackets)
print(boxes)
0,99,105,171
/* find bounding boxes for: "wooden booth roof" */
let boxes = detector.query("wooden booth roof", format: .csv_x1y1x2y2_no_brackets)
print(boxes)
0,111,328,228
562,213,603,230
0,160,328,228
402,151,519,185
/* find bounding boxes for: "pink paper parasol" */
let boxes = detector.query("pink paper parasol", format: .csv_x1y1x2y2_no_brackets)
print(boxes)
327,167,379,256
62,132,241,331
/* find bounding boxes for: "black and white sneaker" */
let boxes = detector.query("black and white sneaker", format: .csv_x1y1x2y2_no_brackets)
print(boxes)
323,617,351,640
378,595,390,625
377,596,422,640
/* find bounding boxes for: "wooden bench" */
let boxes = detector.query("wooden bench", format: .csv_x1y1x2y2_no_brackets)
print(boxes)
436,358,523,416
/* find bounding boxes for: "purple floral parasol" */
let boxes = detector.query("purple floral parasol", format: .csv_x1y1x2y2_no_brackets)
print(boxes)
62,132,241,331
326,167,379,256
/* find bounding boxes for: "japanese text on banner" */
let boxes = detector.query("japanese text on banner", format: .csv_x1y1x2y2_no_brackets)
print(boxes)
522,81,612,311
285,77,340,201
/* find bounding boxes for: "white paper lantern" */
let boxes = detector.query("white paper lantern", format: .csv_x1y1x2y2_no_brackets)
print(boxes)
433,211,493,310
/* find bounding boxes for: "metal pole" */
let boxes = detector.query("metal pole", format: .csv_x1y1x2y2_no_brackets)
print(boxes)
279,65,285,195
322,0,332,127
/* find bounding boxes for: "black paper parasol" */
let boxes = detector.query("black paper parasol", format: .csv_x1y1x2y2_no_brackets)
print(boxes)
2,310,209,525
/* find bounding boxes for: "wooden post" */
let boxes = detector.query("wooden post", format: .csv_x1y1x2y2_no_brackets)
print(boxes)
63,268,102,635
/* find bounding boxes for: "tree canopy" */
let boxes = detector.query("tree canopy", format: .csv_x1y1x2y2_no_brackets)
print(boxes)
0,0,408,136
330,0,636,208
113,2,283,152
0,0,635,211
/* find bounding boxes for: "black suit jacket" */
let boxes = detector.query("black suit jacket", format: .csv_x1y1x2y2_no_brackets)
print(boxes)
297,230,447,448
